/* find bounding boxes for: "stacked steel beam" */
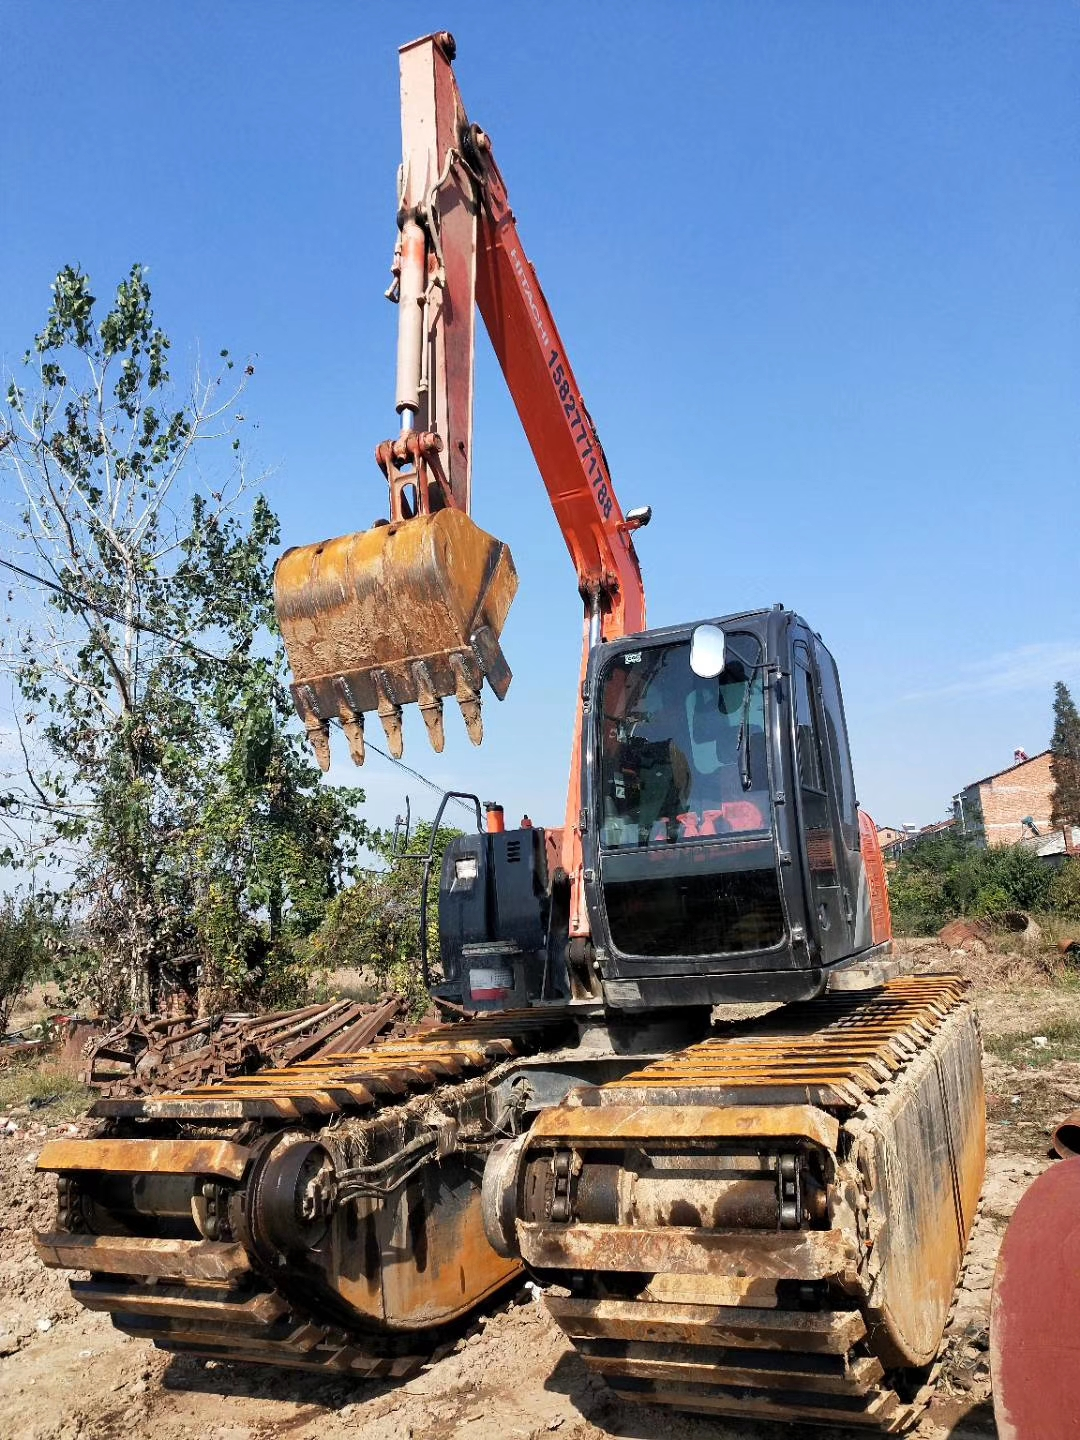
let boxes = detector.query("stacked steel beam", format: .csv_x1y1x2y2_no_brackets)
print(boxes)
84,996,404,1097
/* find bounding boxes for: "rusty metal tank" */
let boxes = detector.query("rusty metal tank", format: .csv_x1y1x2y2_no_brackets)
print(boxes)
991,1153,1080,1440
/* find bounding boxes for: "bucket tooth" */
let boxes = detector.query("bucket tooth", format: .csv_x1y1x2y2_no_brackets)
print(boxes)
372,671,405,758
412,662,446,753
305,717,331,772
333,679,367,766
420,698,446,752
471,624,513,701
457,693,483,746
451,652,484,746
340,713,366,766
378,702,405,758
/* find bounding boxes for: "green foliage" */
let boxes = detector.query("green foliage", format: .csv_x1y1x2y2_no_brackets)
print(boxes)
888,829,1055,935
308,821,463,1015
1050,680,1080,828
0,893,54,1032
1049,860,1080,919
1,266,366,1012
983,1012,1080,1070
191,668,367,1009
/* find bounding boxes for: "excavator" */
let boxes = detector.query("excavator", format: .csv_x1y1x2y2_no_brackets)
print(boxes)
34,33,986,1432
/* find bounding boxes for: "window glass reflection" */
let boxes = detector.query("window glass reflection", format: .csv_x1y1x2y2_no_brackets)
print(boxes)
598,634,770,849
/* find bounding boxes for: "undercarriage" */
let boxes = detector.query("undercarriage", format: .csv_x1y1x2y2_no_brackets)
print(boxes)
36,974,983,1431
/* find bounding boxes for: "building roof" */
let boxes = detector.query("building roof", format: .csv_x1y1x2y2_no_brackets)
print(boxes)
1020,824,1080,858
879,816,956,858
963,749,1051,791
919,818,957,836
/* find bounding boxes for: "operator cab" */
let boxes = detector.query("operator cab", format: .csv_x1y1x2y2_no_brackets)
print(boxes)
434,606,889,1013
584,605,885,1009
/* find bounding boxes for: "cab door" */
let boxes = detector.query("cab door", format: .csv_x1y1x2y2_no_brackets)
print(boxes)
814,636,869,951
791,636,853,964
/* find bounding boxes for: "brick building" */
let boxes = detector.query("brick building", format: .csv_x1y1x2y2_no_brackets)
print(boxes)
877,820,953,862
954,749,1054,847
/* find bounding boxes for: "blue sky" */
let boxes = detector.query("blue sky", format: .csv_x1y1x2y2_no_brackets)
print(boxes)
1,1,1077,840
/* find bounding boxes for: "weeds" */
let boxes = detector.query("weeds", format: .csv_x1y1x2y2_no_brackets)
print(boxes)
0,1059,92,1120
984,1015,1080,1069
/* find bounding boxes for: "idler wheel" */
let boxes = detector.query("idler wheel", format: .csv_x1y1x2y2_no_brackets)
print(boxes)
249,1138,338,1258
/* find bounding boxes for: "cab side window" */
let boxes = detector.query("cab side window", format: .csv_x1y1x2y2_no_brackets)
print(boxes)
792,644,824,792
814,640,857,845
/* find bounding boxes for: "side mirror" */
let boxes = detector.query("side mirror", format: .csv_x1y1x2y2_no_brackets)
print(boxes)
690,623,726,678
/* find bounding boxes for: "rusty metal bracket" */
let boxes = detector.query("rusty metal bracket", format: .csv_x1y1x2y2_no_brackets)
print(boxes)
375,430,457,522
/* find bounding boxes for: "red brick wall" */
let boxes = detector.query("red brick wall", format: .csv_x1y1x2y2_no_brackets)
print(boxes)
964,753,1054,846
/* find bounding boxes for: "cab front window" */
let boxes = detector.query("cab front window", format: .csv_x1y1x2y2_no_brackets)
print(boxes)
595,633,784,959
598,634,770,849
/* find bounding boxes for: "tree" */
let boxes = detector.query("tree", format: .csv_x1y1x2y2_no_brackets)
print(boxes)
0,894,53,1034
191,674,369,1009
309,821,463,1014
0,265,366,1012
1050,681,1080,829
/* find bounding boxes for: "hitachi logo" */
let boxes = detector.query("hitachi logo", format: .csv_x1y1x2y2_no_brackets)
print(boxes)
510,248,549,348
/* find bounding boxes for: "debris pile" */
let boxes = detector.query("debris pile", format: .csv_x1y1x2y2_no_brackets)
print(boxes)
1,1016,101,1070
84,995,404,1097
0,1024,56,1069
939,918,993,952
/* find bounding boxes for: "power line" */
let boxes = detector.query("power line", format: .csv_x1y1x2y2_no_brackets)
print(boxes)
328,717,477,818
4,556,479,820
0,556,232,665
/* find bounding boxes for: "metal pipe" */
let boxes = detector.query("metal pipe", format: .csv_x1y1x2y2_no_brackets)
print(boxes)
419,790,484,992
588,592,602,650
395,217,427,420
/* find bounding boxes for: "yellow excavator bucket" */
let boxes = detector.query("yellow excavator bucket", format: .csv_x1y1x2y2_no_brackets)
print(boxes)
274,509,518,769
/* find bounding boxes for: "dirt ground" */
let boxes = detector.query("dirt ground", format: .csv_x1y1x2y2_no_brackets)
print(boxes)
2,945,1076,1440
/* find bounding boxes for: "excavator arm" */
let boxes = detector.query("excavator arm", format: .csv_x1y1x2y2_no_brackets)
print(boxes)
275,30,647,939
276,33,646,752
469,110,647,639
389,31,647,640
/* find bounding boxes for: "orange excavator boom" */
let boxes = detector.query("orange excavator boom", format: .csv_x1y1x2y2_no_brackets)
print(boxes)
275,30,649,938
275,32,647,745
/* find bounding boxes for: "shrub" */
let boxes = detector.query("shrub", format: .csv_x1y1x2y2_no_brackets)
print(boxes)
305,822,462,1016
1050,860,1080,919
888,832,1055,935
